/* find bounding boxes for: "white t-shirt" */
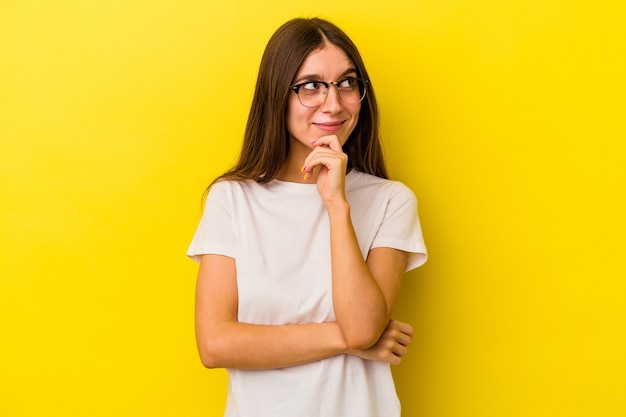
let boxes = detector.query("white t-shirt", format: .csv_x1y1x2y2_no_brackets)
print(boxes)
187,169,427,417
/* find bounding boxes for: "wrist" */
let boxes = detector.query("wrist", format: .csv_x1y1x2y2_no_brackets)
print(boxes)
331,322,350,354
324,198,350,217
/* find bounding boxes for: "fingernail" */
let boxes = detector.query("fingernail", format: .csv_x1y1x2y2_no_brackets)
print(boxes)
310,140,316,145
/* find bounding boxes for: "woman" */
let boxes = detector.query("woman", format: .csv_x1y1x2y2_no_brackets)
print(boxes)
187,17,427,417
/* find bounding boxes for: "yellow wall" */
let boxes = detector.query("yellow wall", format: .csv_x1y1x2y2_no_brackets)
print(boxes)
1,1,624,416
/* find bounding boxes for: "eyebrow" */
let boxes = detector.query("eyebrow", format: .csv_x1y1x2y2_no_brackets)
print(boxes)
293,68,358,85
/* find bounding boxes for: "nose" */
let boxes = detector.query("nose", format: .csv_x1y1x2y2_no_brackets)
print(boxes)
319,84,343,113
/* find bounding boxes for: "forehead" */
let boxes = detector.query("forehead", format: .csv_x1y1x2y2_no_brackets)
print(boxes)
295,43,356,78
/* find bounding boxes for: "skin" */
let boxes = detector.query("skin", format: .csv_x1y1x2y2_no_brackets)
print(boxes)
195,42,413,370
281,42,360,184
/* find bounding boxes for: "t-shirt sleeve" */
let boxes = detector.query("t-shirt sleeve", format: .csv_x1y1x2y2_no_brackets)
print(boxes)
371,182,428,272
186,181,236,263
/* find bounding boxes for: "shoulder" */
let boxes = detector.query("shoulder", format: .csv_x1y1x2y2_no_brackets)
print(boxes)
203,180,257,212
347,170,416,202
208,178,262,197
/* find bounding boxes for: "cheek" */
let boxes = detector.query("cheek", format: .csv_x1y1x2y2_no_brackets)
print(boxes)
347,100,361,120
341,106,361,145
347,104,361,128
285,99,299,131
286,101,312,138
288,104,313,125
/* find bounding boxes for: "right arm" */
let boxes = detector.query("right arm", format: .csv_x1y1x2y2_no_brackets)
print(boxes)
195,253,413,370
195,253,348,370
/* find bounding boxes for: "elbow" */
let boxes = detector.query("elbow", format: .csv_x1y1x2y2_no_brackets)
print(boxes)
343,329,380,351
196,320,238,369
196,337,227,369
198,349,220,369
340,314,390,350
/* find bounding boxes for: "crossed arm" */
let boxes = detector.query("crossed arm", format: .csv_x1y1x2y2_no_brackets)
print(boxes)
195,134,414,370
195,246,412,370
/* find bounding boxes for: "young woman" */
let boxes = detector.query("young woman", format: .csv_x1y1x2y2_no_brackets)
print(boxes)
187,17,427,417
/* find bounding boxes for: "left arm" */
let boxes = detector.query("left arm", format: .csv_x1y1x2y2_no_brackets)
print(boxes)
327,199,408,349
303,135,409,349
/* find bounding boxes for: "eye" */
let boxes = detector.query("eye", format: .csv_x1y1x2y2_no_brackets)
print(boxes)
338,77,357,89
301,81,321,92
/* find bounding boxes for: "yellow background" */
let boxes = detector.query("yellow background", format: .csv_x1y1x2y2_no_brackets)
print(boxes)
1,1,624,416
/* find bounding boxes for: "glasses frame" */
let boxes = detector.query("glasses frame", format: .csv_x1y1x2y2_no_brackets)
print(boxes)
290,77,368,108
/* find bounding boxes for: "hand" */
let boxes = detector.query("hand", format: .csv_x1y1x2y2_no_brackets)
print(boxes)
348,319,413,366
301,135,348,205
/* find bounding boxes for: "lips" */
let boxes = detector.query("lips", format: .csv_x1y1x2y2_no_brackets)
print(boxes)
313,121,345,133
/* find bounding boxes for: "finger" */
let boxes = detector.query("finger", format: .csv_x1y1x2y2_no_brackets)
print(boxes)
396,331,412,347
302,145,330,168
301,149,325,175
393,342,408,357
389,354,402,366
302,151,346,175
389,319,413,337
311,134,341,151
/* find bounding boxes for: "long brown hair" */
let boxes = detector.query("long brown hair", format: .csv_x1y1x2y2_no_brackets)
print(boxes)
210,18,387,189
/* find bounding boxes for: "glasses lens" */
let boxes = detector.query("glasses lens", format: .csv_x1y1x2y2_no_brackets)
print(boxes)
341,79,366,104
296,79,366,107
297,83,322,107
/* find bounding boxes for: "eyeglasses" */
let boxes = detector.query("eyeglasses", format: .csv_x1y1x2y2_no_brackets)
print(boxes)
290,77,367,108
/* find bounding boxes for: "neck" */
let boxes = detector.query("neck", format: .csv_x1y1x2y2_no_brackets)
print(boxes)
276,141,317,184
276,159,318,184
